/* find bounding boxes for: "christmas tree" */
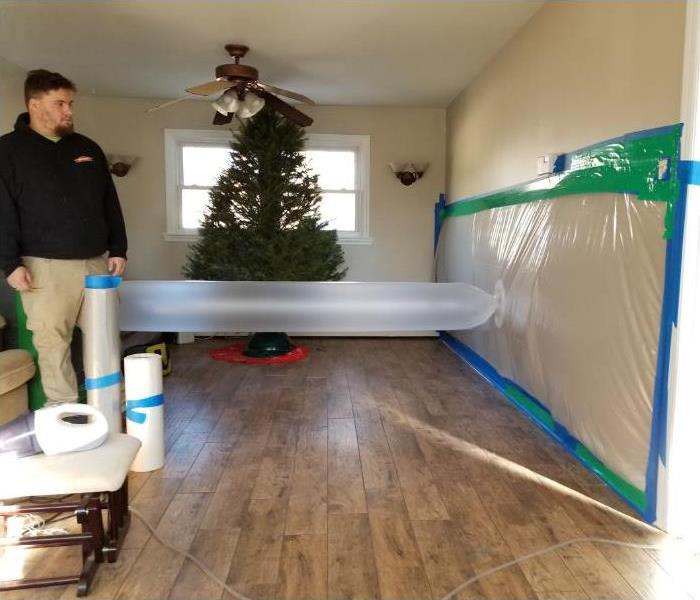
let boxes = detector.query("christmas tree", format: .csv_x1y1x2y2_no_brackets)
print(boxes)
184,107,346,282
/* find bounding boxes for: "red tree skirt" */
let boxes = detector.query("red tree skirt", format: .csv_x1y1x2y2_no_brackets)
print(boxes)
209,342,309,365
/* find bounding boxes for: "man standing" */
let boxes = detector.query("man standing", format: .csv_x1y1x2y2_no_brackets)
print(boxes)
0,69,127,404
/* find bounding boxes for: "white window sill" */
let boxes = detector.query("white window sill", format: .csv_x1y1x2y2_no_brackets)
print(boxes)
163,232,200,242
338,236,374,245
163,232,374,245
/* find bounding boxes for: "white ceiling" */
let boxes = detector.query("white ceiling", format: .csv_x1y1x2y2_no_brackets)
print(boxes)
0,0,544,107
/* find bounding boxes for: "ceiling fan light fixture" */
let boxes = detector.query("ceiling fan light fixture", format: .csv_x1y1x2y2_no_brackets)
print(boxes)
211,88,239,116
237,92,265,119
145,43,313,126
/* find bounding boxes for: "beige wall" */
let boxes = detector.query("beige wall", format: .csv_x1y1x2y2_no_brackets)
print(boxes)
446,1,686,201
0,58,26,337
0,58,25,132
74,98,445,281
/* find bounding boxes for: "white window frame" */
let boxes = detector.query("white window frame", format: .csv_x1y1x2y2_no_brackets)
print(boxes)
304,133,372,244
164,128,232,242
163,129,372,244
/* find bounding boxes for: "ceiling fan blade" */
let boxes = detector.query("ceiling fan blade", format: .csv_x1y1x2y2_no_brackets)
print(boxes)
257,82,315,105
146,97,191,113
259,90,313,127
186,79,233,96
213,111,234,125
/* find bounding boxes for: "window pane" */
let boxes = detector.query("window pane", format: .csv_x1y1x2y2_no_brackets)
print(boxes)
181,188,211,229
320,192,356,232
304,150,355,190
182,145,231,186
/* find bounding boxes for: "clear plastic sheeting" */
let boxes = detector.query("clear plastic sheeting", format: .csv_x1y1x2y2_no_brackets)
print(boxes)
436,193,666,491
118,281,496,333
81,283,122,433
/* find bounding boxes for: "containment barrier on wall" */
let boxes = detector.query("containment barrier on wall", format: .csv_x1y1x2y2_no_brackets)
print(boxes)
435,124,684,522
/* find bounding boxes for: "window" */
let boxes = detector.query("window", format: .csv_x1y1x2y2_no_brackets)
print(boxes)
164,129,232,241
303,133,371,243
180,145,231,229
164,129,371,243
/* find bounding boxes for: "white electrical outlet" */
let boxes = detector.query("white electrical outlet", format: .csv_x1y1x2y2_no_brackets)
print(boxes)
176,332,195,344
536,154,558,176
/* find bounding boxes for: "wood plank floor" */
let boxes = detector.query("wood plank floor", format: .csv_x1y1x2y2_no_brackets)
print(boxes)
3,338,698,600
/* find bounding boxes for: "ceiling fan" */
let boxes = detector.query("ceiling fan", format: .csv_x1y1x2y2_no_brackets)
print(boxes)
148,44,314,127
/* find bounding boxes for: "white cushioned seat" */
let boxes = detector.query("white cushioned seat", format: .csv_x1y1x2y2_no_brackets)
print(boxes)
0,433,141,500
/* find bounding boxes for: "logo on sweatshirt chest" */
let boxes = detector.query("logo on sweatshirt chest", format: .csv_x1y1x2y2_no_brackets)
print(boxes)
74,155,94,164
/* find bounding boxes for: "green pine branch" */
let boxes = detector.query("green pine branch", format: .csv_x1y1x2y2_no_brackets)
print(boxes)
184,107,347,282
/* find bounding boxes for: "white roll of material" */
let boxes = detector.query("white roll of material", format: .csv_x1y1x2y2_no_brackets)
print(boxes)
81,275,123,433
124,353,164,472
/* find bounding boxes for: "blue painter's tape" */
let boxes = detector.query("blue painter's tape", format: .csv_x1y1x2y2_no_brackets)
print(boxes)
680,160,700,186
85,275,122,289
439,332,553,430
434,193,447,255
552,154,566,174
85,371,122,390
440,331,647,519
644,153,690,522
126,394,163,424
553,422,579,454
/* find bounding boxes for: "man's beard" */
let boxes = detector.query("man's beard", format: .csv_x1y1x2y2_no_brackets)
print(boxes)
54,122,74,136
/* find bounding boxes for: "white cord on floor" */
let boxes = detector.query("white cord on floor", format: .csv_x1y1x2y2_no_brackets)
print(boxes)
2,513,68,539
130,506,693,600
129,506,252,600
439,537,689,600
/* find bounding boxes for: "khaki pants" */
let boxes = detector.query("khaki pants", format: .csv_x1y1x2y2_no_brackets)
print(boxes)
19,256,109,402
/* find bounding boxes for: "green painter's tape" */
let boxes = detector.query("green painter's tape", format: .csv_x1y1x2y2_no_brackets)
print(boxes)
574,443,646,511
442,125,682,239
502,380,645,511
503,383,556,430
15,293,47,410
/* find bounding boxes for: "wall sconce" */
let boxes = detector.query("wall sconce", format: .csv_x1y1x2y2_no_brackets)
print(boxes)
389,162,429,186
107,154,137,177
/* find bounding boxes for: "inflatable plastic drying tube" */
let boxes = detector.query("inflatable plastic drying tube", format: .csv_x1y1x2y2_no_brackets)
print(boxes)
118,280,497,333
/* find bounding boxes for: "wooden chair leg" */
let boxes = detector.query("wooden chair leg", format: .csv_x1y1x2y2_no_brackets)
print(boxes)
103,480,130,563
76,558,98,597
80,496,106,563
75,498,102,593
120,477,130,528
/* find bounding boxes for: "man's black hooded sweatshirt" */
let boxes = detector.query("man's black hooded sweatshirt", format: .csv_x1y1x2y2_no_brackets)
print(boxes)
0,113,127,276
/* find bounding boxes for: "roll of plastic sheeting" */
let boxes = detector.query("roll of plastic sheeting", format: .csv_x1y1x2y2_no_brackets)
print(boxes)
119,281,496,333
34,403,109,456
81,275,122,433
124,353,164,472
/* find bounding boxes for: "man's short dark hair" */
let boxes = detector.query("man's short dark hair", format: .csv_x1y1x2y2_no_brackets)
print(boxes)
24,69,77,105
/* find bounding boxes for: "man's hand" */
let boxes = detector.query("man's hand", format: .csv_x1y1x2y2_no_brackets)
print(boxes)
6,266,32,291
107,256,127,276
